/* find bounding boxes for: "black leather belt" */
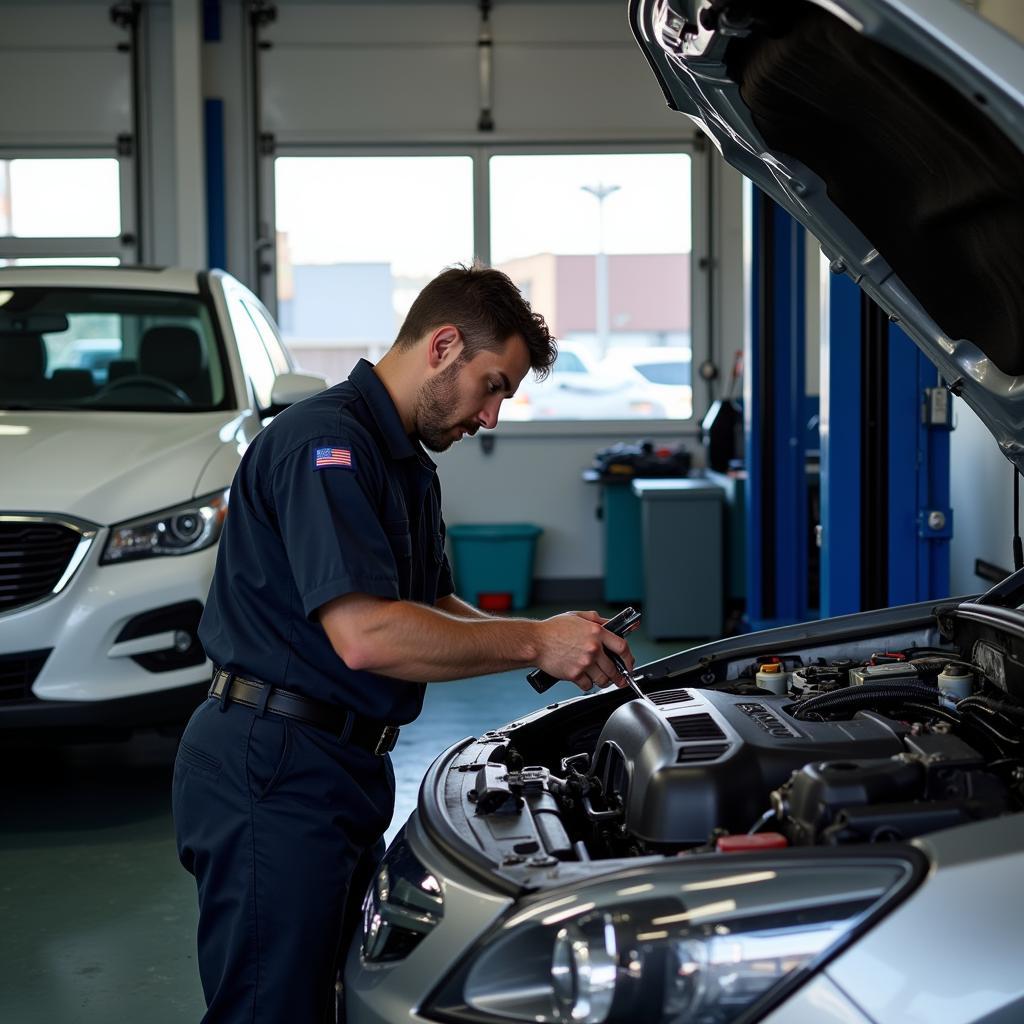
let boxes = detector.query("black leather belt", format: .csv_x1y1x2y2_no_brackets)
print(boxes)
208,669,401,756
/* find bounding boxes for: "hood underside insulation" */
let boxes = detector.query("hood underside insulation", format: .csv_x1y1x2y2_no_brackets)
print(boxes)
730,1,1024,375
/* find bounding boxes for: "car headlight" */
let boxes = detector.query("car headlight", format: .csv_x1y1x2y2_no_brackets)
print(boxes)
101,490,229,564
424,854,920,1023
361,829,444,965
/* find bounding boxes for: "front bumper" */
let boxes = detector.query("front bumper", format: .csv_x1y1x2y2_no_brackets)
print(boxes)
0,680,209,734
0,527,218,722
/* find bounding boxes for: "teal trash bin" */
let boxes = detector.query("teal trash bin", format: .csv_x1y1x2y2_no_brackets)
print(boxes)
599,480,645,604
447,524,542,611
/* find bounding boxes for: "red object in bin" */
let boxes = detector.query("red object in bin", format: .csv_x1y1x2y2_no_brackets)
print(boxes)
477,592,513,612
716,832,789,852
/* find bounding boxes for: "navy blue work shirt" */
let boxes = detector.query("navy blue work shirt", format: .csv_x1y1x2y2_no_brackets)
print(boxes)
198,359,455,725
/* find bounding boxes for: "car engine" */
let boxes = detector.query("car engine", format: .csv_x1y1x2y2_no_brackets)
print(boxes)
467,645,1024,861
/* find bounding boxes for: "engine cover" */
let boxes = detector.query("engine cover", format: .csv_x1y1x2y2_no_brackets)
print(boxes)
590,688,906,845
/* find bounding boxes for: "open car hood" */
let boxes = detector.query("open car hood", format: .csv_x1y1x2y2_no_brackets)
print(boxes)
630,0,1024,468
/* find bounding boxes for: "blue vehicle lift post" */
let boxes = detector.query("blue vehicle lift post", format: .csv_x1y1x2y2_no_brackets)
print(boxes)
744,187,811,629
819,274,952,616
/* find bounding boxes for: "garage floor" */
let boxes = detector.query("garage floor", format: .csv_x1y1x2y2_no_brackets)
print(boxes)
0,608,682,1023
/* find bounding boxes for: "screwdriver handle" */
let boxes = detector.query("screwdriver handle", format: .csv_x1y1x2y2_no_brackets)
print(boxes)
527,607,641,694
525,669,560,694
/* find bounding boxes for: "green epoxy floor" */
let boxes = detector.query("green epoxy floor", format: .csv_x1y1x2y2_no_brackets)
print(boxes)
0,609,682,1023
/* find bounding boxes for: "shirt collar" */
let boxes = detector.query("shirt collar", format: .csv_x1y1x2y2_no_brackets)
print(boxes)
349,358,420,462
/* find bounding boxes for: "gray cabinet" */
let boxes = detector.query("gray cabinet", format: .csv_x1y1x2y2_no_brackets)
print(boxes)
632,478,723,640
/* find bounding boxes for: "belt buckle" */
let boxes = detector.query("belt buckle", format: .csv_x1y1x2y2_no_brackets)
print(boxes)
374,725,400,756
208,668,223,697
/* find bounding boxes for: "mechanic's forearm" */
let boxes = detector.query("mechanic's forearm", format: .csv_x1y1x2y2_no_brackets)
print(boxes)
435,593,492,620
326,597,538,682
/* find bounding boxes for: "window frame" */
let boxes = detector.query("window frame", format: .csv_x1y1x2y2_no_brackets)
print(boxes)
0,147,137,265
241,296,293,376
263,140,709,437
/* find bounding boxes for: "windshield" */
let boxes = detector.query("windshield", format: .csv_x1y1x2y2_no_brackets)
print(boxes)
0,287,233,412
636,361,689,386
553,351,587,375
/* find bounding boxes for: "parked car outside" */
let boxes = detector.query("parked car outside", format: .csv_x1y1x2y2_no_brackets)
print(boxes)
502,340,667,420
600,345,692,419
344,2,1024,1023
0,266,325,735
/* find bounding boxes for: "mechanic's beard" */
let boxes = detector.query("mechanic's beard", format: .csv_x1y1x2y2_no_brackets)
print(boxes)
415,359,470,453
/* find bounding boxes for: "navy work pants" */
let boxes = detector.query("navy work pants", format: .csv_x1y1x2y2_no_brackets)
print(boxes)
172,697,395,1023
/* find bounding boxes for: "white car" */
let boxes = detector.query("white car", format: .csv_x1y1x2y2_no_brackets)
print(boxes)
502,341,667,420
0,266,325,735
600,346,692,419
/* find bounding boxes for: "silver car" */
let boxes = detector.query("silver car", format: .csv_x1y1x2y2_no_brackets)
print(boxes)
345,2,1024,1022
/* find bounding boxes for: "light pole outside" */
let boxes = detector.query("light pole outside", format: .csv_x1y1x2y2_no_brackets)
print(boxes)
581,182,620,359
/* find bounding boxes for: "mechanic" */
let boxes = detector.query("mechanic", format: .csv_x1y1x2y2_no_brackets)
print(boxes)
171,264,636,1024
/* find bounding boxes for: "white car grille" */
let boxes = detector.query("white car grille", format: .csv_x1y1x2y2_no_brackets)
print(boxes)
0,517,95,614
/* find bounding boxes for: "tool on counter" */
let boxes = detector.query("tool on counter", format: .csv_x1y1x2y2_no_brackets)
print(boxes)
527,606,645,696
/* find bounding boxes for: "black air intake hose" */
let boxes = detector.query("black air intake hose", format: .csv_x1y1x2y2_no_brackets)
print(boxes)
957,695,1024,721
793,681,943,721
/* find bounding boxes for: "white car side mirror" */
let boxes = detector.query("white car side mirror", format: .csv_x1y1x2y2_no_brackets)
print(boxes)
269,371,328,410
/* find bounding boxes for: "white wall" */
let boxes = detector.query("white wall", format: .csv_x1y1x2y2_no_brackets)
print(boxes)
438,429,696,586
950,404,1016,595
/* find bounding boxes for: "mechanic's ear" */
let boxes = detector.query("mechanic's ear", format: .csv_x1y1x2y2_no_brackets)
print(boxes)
428,325,463,368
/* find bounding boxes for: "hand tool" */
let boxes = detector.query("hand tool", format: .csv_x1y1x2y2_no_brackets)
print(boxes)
527,606,643,695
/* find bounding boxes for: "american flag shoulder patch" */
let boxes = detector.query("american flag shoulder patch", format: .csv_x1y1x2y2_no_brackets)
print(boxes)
313,446,355,471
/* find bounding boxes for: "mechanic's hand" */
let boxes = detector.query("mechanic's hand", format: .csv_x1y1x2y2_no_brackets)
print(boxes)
535,611,635,692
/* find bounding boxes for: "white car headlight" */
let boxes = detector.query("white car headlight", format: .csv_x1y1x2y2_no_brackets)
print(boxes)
425,854,921,1023
101,489,229,564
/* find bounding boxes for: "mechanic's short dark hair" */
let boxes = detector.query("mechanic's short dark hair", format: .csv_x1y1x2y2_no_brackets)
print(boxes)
394,264,557,380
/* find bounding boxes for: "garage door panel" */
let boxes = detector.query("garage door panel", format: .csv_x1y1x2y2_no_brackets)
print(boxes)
0,3,121,48
0,51,129,145
492,46,685,138
262,47,479,143
266,3,477,46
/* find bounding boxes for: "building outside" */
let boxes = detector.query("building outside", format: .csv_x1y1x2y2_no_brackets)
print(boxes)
277,240,691,420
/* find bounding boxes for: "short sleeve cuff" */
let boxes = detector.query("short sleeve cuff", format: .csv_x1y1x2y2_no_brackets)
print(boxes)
436,557,455,601
303,574,400,620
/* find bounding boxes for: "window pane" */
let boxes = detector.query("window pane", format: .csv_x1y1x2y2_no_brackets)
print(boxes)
0,160,121,237
275,156,474,383
0,288,229,411
491,153,692,421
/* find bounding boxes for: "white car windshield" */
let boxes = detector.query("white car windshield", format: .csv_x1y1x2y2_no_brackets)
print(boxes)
0,287,232,412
